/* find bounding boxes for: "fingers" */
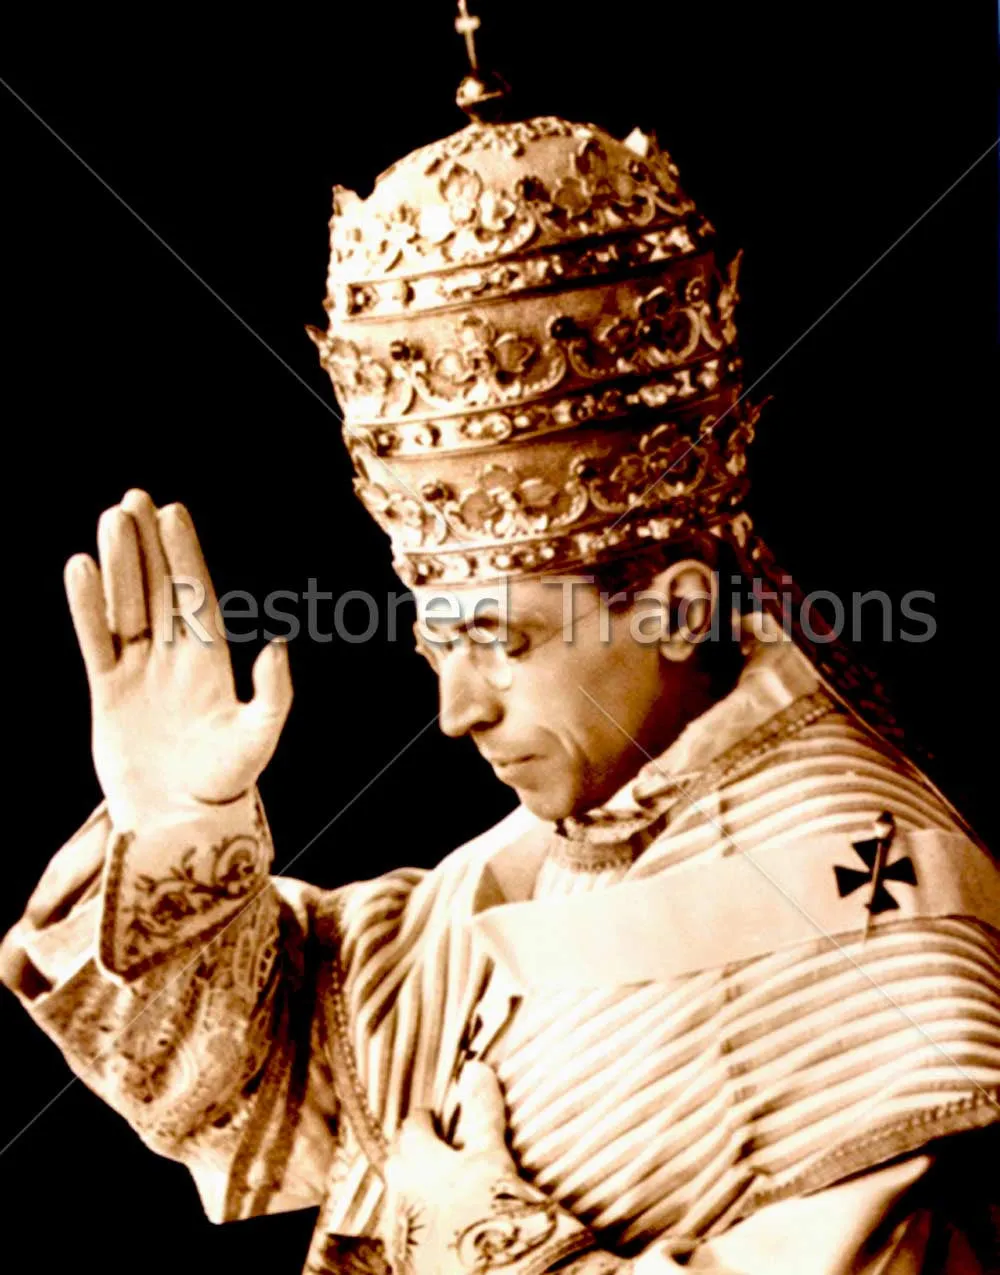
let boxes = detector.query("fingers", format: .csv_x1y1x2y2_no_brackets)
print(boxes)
96,508,147,646
65,554,116,678
398,1108,438,1153
92,492,218,649
386,1077,511,1193
157,502,223,643
386,1108,443,1188
121,489,170,642
454,1062,508,1159
71,492,228,670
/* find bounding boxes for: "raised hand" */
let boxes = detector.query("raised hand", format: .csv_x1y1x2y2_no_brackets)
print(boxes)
64,489,292,829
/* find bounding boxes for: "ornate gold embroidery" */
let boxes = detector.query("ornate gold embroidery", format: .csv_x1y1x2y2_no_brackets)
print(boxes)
113,834,263,969
449,1178,560,1271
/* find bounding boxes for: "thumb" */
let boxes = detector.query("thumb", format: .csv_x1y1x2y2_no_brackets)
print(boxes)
455,1062,508,1159
244,638,293,734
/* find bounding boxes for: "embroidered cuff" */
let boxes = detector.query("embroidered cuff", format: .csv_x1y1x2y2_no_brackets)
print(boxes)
449,1183,596,1275
99,790,272,982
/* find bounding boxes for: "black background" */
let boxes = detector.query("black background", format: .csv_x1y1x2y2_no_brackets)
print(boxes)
2,3,998,1271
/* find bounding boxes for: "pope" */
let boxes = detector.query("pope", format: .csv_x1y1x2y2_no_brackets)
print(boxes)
2,33,999,1275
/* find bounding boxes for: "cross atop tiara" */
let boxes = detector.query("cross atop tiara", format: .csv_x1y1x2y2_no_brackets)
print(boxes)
453,0,510,120
455,0,482,74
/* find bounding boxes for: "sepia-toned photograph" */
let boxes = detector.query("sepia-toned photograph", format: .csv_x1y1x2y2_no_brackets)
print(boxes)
2,3,998,1272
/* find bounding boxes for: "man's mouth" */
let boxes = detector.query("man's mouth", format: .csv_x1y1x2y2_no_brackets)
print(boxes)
485,753,537,775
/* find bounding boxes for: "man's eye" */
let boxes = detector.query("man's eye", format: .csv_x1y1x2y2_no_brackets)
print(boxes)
413,626,532,669
498,629,531,660
466,630,530,660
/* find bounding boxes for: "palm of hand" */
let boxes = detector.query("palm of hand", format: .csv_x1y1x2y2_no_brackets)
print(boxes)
66,490,291,828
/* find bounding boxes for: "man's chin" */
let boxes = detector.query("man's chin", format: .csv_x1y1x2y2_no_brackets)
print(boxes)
484,755,579,821
505,779,575,823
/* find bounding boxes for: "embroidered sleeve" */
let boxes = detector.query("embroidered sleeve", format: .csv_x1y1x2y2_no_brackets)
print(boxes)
97,790,272,981
0,794,342,1223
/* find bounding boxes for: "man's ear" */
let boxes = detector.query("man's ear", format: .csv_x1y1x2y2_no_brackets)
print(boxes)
649,558,718,664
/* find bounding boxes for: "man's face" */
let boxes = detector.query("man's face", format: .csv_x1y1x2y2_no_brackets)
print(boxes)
412,575,699,821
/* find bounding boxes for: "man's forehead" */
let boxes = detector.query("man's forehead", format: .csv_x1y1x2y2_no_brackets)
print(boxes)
411,575,593,627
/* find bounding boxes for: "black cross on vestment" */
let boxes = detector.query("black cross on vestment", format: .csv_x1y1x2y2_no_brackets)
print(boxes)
834,812,917,933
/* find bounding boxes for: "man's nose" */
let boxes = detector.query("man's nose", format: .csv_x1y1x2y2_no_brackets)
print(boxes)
438,651,503,738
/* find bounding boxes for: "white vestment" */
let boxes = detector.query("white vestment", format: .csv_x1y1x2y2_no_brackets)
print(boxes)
3,630,998,1273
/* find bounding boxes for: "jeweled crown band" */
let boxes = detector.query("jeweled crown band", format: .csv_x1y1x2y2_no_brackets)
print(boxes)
325,221,705,322
352,393,760,587
310,248,740,432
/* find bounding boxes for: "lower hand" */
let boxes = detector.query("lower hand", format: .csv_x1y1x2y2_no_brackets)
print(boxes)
382,1063,594,1275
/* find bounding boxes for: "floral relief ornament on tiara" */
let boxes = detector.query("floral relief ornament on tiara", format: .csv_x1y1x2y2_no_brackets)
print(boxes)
353,407,757,554
327,125,700,282
311,261,740,427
